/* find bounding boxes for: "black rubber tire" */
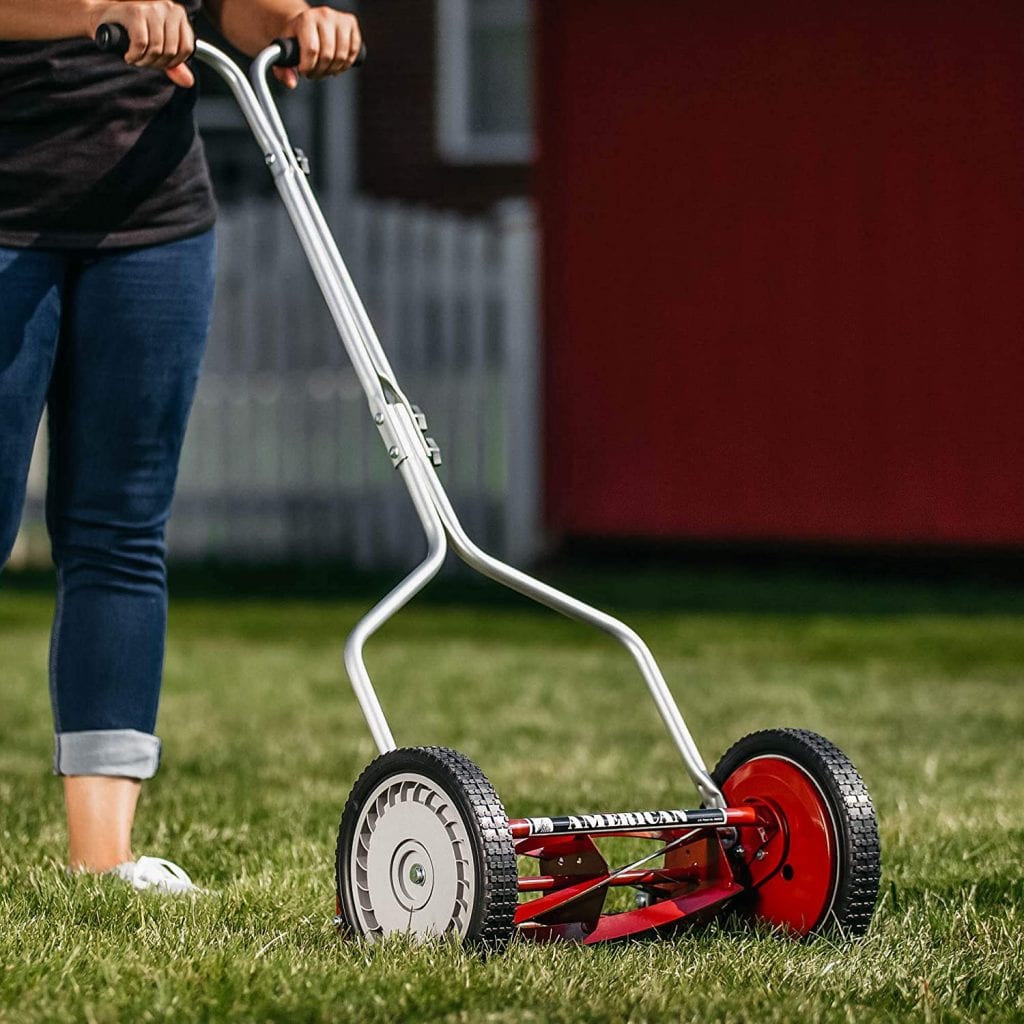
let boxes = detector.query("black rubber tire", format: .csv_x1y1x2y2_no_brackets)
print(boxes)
336,746,518,951
712,728,881,938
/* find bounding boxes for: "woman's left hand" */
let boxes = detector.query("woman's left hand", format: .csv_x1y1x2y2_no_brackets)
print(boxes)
273,7,361,89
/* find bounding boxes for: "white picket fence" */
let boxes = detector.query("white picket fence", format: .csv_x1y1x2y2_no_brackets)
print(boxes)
18,196,542,569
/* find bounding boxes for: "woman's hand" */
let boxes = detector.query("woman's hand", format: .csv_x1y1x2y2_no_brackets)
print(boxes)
272,6,361,90
91,0,196,87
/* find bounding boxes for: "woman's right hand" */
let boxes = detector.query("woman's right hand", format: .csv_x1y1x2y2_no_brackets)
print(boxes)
90,0,195,87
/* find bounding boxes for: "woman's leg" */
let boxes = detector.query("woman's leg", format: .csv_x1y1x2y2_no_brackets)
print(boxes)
64,776,141,869
46,230,216,871
0,247,65,566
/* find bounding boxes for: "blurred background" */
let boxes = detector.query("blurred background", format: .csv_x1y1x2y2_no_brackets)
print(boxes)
9,0,1024,575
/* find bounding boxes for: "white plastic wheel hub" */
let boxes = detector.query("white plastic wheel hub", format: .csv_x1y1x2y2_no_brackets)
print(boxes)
349,772,476,938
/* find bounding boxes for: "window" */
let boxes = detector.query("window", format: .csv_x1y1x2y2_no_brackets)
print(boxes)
437,0,534,163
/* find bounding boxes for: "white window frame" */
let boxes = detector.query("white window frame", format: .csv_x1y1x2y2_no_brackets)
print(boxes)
436,0,533,164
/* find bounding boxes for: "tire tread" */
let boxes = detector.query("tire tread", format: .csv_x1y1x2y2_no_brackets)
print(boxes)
713,728,881,938
336,746,518,951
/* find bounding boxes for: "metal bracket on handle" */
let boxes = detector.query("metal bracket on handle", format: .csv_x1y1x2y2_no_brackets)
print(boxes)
408,405,441,464
423,437,442,467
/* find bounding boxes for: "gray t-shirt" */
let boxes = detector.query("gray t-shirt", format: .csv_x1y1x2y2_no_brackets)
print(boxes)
0,1,215,249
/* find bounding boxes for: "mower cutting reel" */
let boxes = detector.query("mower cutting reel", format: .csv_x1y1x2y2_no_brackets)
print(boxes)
143,33,883,949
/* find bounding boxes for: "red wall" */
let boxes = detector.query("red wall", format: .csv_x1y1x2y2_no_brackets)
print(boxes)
538,1,1024,544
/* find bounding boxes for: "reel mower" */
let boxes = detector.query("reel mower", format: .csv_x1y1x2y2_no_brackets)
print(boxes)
96,26,882,949
335,730,880,949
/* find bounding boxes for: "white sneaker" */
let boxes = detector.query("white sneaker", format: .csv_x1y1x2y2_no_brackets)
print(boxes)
112,856,204,895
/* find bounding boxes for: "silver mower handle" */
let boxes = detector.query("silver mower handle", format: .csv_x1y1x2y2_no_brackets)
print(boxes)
94,22,726,812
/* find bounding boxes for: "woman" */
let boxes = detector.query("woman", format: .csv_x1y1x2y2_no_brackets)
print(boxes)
0,0,360,893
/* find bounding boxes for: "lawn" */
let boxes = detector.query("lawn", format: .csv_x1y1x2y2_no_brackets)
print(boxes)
0,565,1021,1023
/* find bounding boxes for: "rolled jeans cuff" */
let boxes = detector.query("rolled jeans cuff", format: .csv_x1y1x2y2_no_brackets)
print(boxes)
53,730,162,779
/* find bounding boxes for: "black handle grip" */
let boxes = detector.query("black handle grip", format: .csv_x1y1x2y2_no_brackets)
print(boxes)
272,37,366,68
95,23,130,56
98,23,366,69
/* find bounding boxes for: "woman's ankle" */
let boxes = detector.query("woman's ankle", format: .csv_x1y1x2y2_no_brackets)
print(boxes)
63,775,141,871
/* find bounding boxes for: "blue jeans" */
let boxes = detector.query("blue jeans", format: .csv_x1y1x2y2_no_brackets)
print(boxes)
0,230,215,778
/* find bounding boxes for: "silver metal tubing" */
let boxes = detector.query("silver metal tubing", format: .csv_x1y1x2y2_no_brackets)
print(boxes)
249,46,449,479
195,43,391,409
211,41,726,809
248,47,295,154
273,176,388,400
250,47,407,391
416,455,725,809
343,429,449,754
194,41,281,156
204,42,450,755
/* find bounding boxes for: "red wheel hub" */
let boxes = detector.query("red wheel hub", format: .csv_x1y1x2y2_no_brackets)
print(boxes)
723,755,839,936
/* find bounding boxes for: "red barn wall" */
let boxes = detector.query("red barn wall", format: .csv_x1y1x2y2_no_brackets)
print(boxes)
538,1,1024,544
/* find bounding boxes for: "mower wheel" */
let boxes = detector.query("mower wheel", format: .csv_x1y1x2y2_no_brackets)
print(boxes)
336,746,517,950
713,728,880,938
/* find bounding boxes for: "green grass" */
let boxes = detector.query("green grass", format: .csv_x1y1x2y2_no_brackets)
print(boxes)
1,567,1022,1022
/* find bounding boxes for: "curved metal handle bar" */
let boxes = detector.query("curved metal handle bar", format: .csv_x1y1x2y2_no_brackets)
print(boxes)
343,434,449,754
199,40,727,809
249,47,403,389
194,41,279,157
249,46,294,153
416,453,725,809
194,41,393,410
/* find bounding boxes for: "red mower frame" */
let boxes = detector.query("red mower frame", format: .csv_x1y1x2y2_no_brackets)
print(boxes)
508,744,849,944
